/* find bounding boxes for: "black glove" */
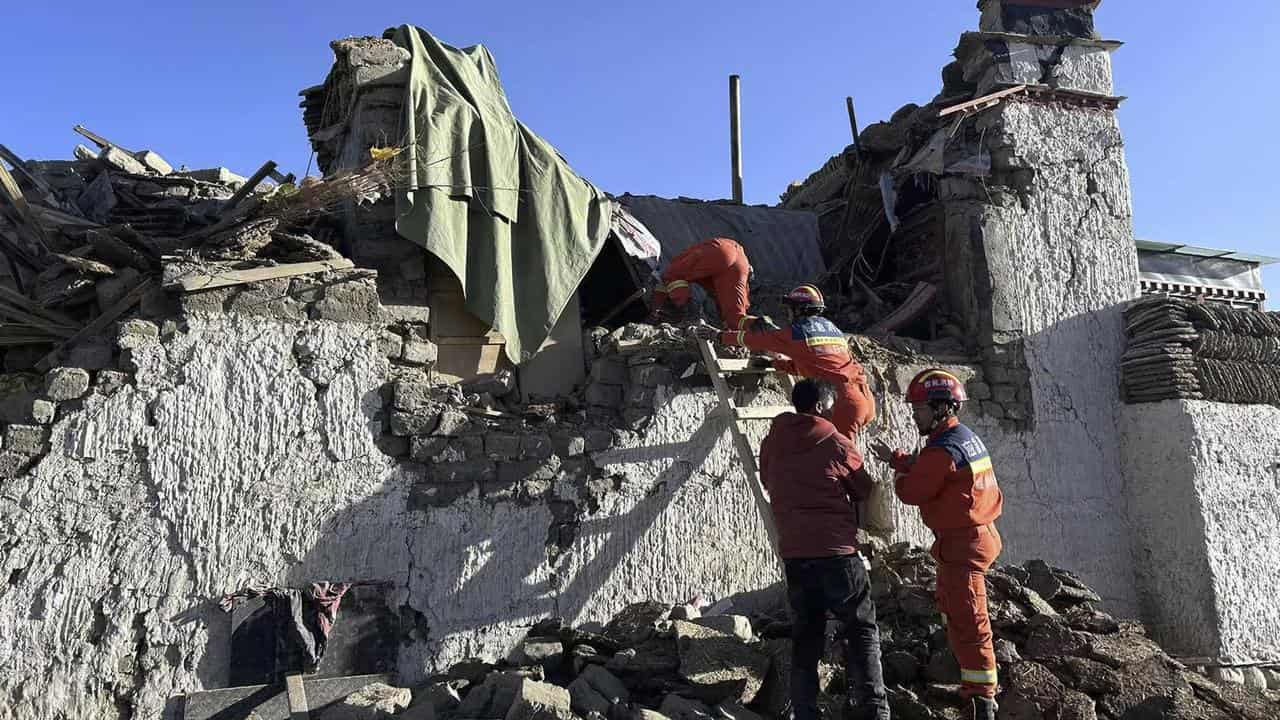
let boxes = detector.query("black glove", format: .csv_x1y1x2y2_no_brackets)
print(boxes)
748,355,774,369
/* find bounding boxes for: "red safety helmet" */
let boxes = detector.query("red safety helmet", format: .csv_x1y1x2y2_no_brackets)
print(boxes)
906,368,968,404
785,284,825,311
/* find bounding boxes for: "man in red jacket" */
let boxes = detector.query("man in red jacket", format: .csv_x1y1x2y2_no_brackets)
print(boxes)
871,369,1004,720
760,379,890,720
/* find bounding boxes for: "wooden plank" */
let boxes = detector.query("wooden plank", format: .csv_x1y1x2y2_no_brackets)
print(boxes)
938,84,1027,117
697,339,780,551
285,673,310,720
734,405,792,420
0,145,55,197
36,278,152,371
167,258,354,292
72,124,134,154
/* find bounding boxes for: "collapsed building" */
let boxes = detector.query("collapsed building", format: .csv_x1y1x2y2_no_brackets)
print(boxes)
0,1,1278,718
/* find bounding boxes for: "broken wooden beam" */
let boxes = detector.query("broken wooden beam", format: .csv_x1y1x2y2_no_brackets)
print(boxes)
0,161,50,265
868,281,938,335
36,278,153,371
0,284,84,330
938,84,1028,118
222,161,279,213
165,257,355,293
596,288,645,327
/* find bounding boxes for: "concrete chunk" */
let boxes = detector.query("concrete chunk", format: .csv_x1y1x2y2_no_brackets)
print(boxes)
673,620,769,705
0,451,35,478
134,150,173,175
327,681,412,719
44,367,91,401
30,399,55,425
401,339,438,367
100,146,149,175
393,381,434,412
691,615,753,642
389,409,440,436
5,424,49,455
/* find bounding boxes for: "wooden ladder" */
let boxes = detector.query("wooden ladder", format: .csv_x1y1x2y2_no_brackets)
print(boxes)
696,339,796,551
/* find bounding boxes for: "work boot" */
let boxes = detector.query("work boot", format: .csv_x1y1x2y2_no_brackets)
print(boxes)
971,696,997,720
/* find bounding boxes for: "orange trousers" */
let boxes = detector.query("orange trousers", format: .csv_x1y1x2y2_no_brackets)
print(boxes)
653,239,750,328
931,524,1002,698
831,377,877,437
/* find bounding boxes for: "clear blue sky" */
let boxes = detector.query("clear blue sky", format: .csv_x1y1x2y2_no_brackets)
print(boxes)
3,1,1276,302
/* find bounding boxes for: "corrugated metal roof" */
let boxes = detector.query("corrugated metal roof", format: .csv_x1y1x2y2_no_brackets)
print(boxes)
1135,239,1279,266
615,194,826,285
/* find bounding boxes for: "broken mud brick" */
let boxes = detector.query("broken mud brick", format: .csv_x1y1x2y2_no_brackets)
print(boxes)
4,425,49,455
43,367,91,401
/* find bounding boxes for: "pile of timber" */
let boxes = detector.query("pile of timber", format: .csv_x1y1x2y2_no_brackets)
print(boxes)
1122,296,1280,405
0,126,396,363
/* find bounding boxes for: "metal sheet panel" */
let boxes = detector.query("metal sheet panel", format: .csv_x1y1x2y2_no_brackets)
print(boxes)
1137,249,1265,292
615,194,826,285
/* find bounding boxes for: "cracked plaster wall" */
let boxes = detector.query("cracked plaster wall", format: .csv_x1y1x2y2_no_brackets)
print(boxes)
0,315,793,720
945,98,1140,614
1122,400,1280,663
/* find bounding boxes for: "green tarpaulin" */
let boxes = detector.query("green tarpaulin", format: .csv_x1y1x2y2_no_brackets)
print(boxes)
390,25,613,364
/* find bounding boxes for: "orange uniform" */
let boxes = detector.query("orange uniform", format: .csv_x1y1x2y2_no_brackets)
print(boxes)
892,416,1004,698
653,238,751,329
720,315,876,436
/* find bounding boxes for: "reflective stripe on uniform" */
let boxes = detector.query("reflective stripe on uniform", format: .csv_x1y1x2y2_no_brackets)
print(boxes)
664,280,690,292
961,668,998,685
939,612,948,626
736,331,746,346
738,315,755,329
969,456,993,475
805,336,847,348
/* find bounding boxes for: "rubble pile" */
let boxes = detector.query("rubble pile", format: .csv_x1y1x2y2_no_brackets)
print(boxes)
0,130,394,354
309,545,1280,720
1122,296,1280,405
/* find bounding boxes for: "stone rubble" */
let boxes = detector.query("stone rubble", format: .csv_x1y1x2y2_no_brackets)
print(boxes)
308,544,1280,720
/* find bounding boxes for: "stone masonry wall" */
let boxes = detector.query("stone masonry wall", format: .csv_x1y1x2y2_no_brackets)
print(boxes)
0,279,1008,719
0,309,787,719
942,96,1140,613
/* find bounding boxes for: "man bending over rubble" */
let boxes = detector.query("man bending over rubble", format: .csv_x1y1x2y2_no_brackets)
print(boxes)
759,378,890,720
871,369,1004,720
649,237,766,329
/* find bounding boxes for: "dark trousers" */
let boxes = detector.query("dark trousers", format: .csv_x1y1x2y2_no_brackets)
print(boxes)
785,554,890,720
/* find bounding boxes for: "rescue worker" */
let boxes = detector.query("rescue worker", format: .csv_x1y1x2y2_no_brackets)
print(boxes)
759,378,890,720
869,369,1003,720
701,284,876,437
649,237,761,329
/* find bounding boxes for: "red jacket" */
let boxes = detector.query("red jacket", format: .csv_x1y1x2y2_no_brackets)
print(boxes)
760,412,871,559
892,417,1003,532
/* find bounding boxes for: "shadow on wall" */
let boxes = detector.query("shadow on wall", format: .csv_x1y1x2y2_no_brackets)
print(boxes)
273,388,780,684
